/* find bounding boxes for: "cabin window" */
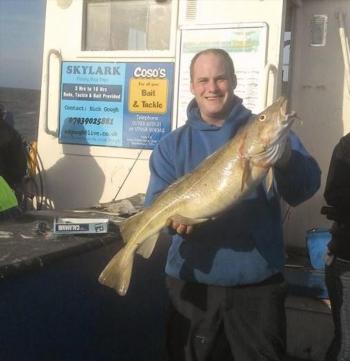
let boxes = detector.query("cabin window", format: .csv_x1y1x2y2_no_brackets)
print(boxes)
84,0,172,51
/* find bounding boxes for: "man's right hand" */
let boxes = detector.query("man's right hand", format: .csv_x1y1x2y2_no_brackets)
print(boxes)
167,218,194,235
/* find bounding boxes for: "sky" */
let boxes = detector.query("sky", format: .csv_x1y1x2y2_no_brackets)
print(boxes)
0,0,46,90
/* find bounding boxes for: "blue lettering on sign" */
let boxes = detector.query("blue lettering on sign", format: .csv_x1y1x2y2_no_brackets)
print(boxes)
66,65,120,76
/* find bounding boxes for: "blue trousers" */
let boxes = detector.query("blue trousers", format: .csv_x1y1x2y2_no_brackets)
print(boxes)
165,274,287,361
325,258,350,361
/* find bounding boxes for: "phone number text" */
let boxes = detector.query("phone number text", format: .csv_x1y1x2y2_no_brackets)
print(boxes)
68,117,114,126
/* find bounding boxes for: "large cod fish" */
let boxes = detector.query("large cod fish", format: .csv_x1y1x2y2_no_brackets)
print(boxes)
99,97,295,295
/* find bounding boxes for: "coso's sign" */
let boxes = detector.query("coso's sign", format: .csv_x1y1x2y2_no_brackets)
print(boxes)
133,67,167,78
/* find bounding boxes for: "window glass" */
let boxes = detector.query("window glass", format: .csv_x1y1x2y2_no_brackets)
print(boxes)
85,0,172,51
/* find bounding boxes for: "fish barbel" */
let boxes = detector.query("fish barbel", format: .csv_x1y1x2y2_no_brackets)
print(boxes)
99,96,296,295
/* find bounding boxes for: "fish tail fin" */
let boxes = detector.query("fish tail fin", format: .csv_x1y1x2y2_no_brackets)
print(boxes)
119,210,145,243
98,246,135,296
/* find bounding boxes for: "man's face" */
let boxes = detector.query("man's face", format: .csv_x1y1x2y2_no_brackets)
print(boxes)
190,53,236,126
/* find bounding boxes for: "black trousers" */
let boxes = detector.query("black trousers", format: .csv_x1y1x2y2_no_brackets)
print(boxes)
325,258,350,361
165,274,287,361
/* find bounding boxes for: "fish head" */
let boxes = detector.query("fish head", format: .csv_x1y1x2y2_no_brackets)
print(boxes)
244,96,296,165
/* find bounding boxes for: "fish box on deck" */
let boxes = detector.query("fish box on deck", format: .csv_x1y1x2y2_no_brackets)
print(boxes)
53,217,109,234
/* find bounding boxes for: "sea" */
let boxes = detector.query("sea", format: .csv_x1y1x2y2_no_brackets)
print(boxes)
0,87,40,143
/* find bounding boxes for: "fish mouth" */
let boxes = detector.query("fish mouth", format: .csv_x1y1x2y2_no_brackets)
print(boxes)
266,97,294,148
277,96,288,120
277,97,297,126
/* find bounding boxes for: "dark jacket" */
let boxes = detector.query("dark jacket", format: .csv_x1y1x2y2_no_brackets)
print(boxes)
324,133,350,259
0,117,27,188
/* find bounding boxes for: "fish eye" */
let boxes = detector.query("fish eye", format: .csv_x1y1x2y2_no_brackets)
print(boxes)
259,114,266,122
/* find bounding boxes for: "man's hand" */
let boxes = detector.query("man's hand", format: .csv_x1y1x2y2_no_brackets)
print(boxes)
167,218,194,235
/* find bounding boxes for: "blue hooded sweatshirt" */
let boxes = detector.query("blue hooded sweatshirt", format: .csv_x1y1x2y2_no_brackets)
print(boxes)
144,97,321,286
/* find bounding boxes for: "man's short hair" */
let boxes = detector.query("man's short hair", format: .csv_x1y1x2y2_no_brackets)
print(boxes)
190,48,235,82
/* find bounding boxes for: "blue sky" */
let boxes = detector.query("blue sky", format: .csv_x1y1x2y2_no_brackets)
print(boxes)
0,0,46,89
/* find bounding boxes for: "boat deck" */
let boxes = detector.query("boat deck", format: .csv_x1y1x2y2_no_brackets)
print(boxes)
0,211,332,361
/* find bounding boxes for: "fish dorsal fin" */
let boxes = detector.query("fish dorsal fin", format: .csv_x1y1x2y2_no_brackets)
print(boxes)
265,167,274,193
241,158,251,192
136,233,159,259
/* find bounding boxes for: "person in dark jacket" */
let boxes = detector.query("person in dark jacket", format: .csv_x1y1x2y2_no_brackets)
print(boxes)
145,48,321,361
323,133,350,361
0,104,27,190
0,104,27,219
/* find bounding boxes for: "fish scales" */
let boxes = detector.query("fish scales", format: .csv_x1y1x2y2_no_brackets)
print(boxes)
99,97,295,295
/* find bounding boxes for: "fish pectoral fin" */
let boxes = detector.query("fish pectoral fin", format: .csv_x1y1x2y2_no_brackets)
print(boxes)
168,214,208,225
136,233,159,259
241,158,251,192
265,167,274,193
98,246,135,296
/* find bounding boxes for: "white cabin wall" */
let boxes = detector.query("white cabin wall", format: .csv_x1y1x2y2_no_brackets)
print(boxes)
285,0,350,247
37,0,288,210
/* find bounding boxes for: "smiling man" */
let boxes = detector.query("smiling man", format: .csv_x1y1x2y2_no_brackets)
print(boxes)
189,50,237,126
144,48,321,361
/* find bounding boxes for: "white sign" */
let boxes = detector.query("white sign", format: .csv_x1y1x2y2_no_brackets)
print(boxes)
178,24,268,127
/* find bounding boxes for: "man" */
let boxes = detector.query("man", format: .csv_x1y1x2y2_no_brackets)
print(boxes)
145,49,321,361
323,133,350,361
0,104,27,218
0,105,27,189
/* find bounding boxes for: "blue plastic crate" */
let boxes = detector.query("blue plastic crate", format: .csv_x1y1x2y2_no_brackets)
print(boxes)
306,228,331,270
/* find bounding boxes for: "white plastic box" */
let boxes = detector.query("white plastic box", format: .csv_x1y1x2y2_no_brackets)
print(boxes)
53,218,109,234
